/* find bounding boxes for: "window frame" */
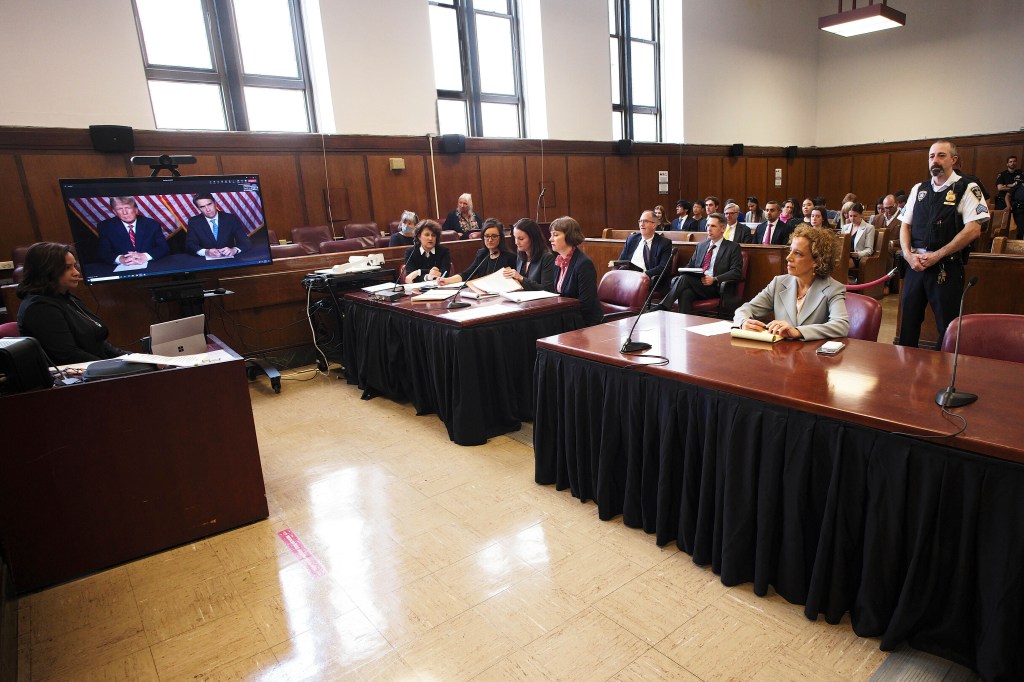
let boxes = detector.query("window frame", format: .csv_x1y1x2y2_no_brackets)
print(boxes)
132,0,317,132
430,0,526,138
609,0,661,142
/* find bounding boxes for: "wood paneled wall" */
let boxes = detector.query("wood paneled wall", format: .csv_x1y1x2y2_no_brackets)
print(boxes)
1,127,1021,267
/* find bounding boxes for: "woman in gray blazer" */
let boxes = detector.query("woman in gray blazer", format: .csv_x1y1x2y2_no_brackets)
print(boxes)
733,224,849,340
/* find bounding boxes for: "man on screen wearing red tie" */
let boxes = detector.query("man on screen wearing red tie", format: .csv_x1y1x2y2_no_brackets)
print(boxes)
95,196,169,266
653,213,742,313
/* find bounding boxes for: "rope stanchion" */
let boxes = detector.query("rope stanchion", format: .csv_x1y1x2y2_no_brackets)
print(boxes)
846,268,897,291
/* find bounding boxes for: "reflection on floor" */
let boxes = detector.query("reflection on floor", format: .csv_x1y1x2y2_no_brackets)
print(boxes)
16,296,977,681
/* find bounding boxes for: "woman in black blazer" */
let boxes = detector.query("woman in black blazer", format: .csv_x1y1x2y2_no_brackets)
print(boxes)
439,219,516,285
402,220,451,283
548,216,602,326
503,218,555,292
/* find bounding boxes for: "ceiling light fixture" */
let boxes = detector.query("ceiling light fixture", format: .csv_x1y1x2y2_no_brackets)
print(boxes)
819,0,906,37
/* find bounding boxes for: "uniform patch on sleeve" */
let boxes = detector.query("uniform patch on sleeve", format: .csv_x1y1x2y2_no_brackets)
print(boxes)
971,186,984,202
977,205,987,214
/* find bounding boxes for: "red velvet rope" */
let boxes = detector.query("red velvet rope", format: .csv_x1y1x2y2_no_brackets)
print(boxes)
846,268,897,291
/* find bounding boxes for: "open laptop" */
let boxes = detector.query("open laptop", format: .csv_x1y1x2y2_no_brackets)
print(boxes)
150,314,207,356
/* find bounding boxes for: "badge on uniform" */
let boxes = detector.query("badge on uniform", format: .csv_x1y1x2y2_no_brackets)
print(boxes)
943,189,956,205
971,186,984,202
918,190,928,202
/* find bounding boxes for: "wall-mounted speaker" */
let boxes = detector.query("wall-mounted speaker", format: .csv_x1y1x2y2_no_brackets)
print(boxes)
729,143,744,157
616,139,633,155
786,145,798,159
439,133,466,154
89,125,135,153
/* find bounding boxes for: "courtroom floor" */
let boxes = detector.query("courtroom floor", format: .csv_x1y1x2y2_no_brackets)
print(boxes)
17,295,971,681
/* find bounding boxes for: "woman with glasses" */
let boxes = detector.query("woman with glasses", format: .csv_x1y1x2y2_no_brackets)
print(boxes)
439,219,515,285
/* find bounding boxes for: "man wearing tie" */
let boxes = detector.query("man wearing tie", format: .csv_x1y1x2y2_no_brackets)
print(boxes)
722,202,751,242
95,196,169,266
185,193,252,258
670,200,697,231
610,210,673,292
653,213,742,313
753,200,792,245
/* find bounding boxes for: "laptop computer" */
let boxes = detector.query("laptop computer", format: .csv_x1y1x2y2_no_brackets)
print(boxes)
150,314,207,356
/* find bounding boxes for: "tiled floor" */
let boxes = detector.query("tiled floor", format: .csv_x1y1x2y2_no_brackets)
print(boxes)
14,294,952,681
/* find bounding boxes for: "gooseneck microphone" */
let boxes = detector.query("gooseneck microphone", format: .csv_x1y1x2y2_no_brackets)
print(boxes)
447,250,490,310
391,247,418,294
535,187,546,223
621,247,677,354
935,275,979,408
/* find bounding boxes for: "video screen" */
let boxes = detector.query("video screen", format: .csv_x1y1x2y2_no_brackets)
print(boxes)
59,174,274,283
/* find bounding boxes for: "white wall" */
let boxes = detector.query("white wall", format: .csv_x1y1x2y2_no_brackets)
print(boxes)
815,0,1024,146
0,0,155,128
680,0,820,146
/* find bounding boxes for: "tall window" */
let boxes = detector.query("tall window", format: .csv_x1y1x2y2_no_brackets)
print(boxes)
133,0,315,132
609,0,660,142
429,0,525,138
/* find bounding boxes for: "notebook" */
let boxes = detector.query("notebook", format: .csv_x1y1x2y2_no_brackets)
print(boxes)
150,314,207,356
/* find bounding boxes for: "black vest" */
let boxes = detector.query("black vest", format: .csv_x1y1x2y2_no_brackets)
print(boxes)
910,177,969,259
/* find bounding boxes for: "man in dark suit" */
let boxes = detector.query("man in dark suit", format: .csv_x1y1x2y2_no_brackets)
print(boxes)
753,200,793,245
610,210,674,292
669,200,697,231
722,202,752,243
653,213,742,313
697,196,720,231
185,193,252,258
96,196,169,266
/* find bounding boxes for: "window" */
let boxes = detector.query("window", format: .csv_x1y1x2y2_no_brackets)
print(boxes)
609,0,661,142
133,0,315,132
429,0,525,138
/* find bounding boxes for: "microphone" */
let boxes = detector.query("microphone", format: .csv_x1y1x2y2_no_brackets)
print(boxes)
391,247,418,294
935,275,979,408
535,187,547,223
446,249,490,309
621,247,677,354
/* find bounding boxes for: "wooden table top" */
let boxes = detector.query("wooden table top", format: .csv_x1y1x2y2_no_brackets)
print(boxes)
537,311,1024,465
344,289,580,328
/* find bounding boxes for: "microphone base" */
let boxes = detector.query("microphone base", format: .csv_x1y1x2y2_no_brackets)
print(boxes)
935,389,978,408
447,301,471,310
620,340,652,353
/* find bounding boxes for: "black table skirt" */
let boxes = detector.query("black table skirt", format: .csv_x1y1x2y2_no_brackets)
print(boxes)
343,300,583,445
533,349,1024,681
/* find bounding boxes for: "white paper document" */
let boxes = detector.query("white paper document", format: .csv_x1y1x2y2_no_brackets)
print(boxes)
440,305,520,322
500,290,558,303
685,320,735,336
410,289,459,301
113,262,148,272
122,350,235,367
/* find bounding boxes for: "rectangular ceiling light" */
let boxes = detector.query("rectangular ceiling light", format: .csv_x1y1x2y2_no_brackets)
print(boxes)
819,3,906,37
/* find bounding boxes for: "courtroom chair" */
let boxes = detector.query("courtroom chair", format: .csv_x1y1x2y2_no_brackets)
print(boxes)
319,239,365,254
0,321,20,337
940,314,1024,363
11,267,24,284
267,229,279,244
466,230,482,240
290,225,333,254
342,222,379,248
388,221,401,235
845,292,882,342
440,230,460,242
12,245,31,268
991,237,1024,254
689,251,749,319
374,236,391,249
597,270,651,322
270,243,308,258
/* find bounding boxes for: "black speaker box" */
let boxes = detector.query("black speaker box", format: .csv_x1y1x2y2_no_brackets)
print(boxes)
730,143,744,157
439,133,466,154
786,145,798,159
617,139,633,155
89,125,135,153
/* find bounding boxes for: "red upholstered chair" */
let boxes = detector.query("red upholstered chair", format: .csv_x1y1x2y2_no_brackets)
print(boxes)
845,292,882,342
598,270,651,322
388,221,402,235
12,245,31,268
0,321,20,337
319,239,365,254
689,251,749,318
290,225,333,254
374,236,391,248
440,230,460,242
940,314,1024,363
271,243,309,258
342,223,379,248
267,229,278,244
467,231,482,240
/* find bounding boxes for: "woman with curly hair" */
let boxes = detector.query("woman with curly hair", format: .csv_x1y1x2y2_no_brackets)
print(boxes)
733,224,849,340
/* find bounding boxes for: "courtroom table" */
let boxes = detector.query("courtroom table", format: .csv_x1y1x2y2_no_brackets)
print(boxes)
534,313,1024,681
0,337,268,593
342,290,582,446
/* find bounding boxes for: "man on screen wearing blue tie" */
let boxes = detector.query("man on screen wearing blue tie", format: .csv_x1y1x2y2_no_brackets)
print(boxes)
186,193,252,258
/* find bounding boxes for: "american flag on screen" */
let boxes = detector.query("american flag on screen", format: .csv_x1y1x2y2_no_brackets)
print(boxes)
67,192,265,238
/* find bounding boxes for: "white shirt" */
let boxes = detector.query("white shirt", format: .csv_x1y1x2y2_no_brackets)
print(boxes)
630,236,653,271
900,171,990,227
704,237,723,274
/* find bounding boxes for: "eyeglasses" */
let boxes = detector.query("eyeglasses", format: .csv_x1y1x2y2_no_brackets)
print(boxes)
483,233,501,240
639,219,656,225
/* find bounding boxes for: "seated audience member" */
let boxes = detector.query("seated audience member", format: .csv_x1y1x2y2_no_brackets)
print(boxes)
670,200,697,231
653,212,742,314
389,211,418,247
797,197,815,225
817,196,839,224
441,193,482,239
734,224,849,340
690,200,706,228
609,210,673,290
503,218,555,292
845,203,876,271
753,200,791,245
838,201,854,231
16,242,127,364
185,193,251,258
96,196,169,266
403,220,451,283
653,205,672,230
875,196,885,218
439,219,516,285
745,196,767,223
548,216,602,326
722,202,751,242
698,196,721,230
809,206,835,233
780,198,798,223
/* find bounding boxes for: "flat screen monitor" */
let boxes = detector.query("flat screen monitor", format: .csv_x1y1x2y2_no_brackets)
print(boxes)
59,174,273,284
